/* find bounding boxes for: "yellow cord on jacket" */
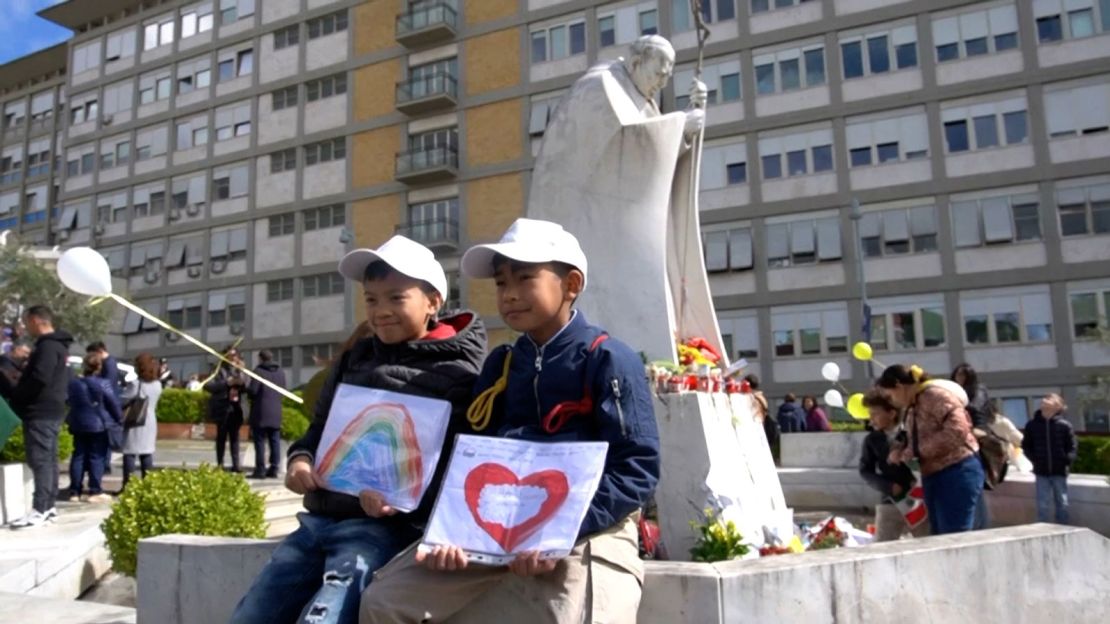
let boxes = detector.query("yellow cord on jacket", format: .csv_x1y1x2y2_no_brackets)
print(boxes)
467,352,512,432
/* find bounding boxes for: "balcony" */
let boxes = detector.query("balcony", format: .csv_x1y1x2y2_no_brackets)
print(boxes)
395,146,458,184
396,219,460,251
396,72,458,115
395,3,457,47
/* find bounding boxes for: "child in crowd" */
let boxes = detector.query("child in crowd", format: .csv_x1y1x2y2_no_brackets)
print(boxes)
231,236,487,624
360,219,661,624
1022,393,1077,525
860,391,924,541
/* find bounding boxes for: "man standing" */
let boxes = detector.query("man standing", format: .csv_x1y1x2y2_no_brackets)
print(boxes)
0,343,30,401
9,306,74,529
246,350,286,479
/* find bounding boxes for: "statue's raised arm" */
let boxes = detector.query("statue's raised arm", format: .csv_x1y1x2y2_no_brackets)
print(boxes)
526,35,726,365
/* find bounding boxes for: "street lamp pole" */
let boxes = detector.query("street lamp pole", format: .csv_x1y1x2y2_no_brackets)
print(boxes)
849,198,872,379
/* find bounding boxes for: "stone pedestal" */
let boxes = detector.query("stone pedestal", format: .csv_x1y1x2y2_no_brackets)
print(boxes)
0,463,32,525
653,393,790,559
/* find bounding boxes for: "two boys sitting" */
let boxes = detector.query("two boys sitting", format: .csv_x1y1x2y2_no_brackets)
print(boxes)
233,218,660,624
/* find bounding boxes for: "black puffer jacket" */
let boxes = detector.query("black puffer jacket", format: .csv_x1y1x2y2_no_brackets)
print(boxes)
11,330,74,421
288,311,486,523
1021,410,1077,477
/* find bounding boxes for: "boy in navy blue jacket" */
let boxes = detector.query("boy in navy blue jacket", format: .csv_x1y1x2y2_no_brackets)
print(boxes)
360,218,660,624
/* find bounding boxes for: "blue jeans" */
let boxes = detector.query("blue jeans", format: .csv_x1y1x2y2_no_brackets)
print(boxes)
68,431,109,496
1035,475,1069,524
230,512,419,624
922,455,984,535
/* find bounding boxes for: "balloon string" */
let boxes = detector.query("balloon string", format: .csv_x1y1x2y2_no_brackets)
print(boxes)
199,336,245,387
109,294,303,404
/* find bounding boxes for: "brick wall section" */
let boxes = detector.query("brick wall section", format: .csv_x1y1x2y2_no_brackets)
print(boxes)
351,126,401,189
351,193,401,248
353,0,401,56
465,0,518,26
353,59,402,121
465,98,523,168
464,29,521,96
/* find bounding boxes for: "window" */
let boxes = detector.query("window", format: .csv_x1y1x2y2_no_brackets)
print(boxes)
274,24,299,50
143,15,175,50
840,24,917,80
69,96,98,125
758,128,834,180
868,303,946,351
139,68,173,104
1035,0,1108,42
753,44,826,94
304,138,346,166
180,3,215,39
963,290,1054,345
272,86,298,111
237,49,253,76
1057,181,1110,236
212,163,249,200
175,116,209,150
270,148,296,173
167,296,203,330
268,213,295,237
299,344,335,367
303,273,345,298
306,73,347,102
942,96,1029,153
304,204,345,231
726,162,746,185
215,102,251,141
135,125,169,161
846,109,929,167
951,193,1041,247
104,28,138,64
750,0,813,14
307,10,348,39
220,0,256,25
267,278,294,302
703,227,754,272
1044,78,1110,138
177,57,211,94
673,59,742,109
218,47,253,81
765,217,841,268
771,305,849,357
531,19,587,63
72,40,102,74
933,5,1020,62
1069,287,1110,338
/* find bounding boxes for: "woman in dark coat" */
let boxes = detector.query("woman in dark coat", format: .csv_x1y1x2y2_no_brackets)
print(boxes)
65,354,122,502
247,350,287,479
205,347,248,472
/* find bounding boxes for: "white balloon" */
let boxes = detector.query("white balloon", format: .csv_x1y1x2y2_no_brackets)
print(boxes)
820,361,840,382
824,389,844,408
56,247,112,297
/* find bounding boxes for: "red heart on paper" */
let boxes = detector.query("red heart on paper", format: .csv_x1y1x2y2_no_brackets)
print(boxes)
463,462,570,553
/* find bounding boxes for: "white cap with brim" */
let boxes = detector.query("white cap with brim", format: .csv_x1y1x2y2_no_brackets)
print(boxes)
338,235,448,300
461,218,588,288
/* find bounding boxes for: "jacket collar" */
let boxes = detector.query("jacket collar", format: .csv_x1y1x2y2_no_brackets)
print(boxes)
519,310,587,356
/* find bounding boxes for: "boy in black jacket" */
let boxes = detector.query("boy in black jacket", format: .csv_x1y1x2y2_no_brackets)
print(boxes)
231,236,486,624
860,391,922,541
1022,393,1077,524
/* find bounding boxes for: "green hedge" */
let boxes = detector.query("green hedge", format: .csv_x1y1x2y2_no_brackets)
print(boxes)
101,464,266,577
1074,436,1110,476
281,407,310,441
830,421,867,432
1,424,74,463
156,388,210,424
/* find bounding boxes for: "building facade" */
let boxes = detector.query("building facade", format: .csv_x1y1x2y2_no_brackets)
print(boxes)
1,0,1108,429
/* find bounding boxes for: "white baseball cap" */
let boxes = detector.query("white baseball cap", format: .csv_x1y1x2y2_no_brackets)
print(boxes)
461,218,588,288
338,235,448,300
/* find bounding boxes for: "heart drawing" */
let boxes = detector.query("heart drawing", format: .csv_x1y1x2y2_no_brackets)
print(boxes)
463,463,570,553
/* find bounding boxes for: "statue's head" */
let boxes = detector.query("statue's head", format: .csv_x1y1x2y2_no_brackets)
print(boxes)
625,35,675,99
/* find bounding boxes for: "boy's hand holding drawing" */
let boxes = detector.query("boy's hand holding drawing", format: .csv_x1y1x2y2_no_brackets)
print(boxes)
285,457,326,495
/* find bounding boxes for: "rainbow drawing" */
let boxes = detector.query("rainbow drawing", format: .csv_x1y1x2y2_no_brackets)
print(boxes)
316,401,425,508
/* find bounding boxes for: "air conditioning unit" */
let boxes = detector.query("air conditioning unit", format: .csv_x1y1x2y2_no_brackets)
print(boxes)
93,224,106,236
210,259,228,275
185,203,203,217
143,269,160,284
187,265,202,278
165,331,180,342
229,323,243,336
168,208,181,222
55,229,70,242
102,114,114,125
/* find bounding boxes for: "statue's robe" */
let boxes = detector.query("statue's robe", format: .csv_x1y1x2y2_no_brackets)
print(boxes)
526,60,726,364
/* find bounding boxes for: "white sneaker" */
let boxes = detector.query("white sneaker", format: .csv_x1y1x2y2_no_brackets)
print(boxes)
9,509,55,529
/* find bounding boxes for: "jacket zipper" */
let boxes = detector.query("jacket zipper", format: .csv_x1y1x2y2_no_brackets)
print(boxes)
1045,416,1052,474
611,378,626,437
529,336,544,421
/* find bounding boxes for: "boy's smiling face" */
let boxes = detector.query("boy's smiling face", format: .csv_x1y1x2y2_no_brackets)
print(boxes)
493,259,582,345
363,271,441,344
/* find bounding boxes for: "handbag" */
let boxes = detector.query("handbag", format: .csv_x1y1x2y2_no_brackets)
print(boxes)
123,386,149,428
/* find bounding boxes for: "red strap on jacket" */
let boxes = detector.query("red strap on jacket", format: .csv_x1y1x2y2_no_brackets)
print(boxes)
541,334,609,434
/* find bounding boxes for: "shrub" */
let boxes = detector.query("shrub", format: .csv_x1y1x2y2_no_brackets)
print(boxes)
1,424,74,463
830,421,867,432
689,508,750,563
282,389,309,418
1074,436,1110,476
101,464,266,577
157,388,209,424
281,406,311,441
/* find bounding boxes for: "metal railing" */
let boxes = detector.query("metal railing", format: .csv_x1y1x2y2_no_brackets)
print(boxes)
396,219,460,246
396,71,458,104
396,3,458,35
395,145,459,176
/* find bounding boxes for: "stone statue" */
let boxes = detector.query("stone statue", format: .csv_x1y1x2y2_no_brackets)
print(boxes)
526,35,726,365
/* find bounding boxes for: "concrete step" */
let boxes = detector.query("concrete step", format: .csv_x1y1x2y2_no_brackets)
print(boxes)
0,502,113,600
0,590,136,624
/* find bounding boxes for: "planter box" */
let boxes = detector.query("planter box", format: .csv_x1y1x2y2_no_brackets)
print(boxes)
0,462,32,525
157,423,251,441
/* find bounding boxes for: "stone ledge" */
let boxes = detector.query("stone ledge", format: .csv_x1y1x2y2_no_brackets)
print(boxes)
0,590,135,624
780,432,869,469
137,525,1110,624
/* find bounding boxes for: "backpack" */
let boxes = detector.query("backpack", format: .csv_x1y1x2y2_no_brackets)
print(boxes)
468,333,610,434
976,427,1010,489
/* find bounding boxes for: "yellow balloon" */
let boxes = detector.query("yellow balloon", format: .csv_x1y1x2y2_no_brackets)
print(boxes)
847,393,869,420
852,342,873,361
